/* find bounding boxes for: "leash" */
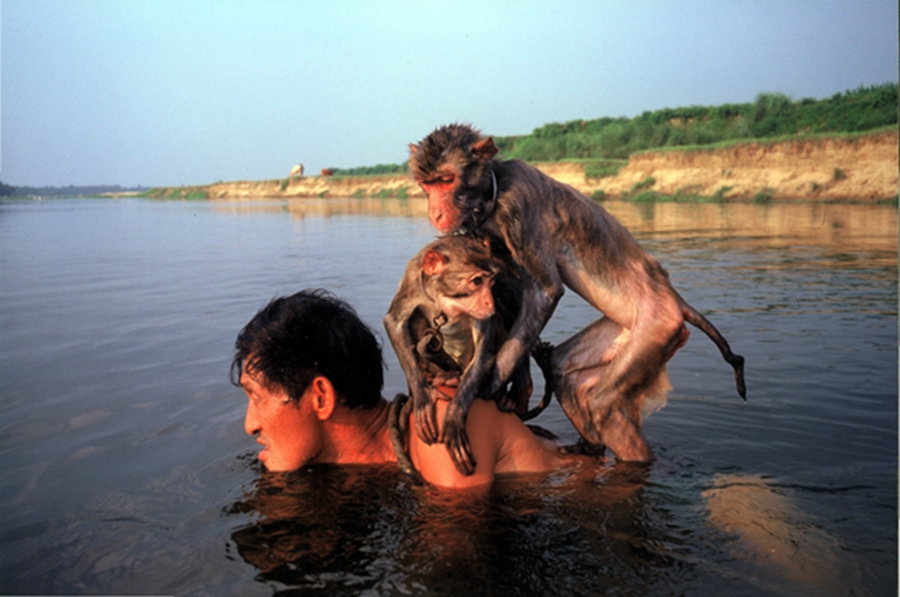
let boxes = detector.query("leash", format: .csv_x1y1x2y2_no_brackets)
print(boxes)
417,311,448,355
459,167,499,234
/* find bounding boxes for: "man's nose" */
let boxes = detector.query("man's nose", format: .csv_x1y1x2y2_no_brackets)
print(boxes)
244,404,260,436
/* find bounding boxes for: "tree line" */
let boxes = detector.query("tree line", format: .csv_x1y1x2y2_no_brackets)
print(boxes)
495,82,898,162
6,83,895,187
0,183,148,197
332,82,897,175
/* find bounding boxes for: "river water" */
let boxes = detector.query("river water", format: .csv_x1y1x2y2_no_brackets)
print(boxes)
0,197,895,596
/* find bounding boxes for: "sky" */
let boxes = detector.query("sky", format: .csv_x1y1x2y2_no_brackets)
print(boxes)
2,0,897,188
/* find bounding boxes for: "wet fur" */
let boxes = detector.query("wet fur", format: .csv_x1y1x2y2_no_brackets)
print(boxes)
384,236,531,475
410,124,746,463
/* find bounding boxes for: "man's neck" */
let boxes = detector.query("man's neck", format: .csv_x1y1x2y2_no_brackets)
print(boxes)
326,398,397,466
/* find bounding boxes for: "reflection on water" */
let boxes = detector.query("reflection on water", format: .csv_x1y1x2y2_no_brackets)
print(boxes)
227,463,669,596
703,474,842,592
211,196,430,219
214,197,898,253
610,200,897,251
0,198,895,596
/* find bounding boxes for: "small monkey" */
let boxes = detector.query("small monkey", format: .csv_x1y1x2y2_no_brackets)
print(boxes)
384,235,531,474
408,124,746,463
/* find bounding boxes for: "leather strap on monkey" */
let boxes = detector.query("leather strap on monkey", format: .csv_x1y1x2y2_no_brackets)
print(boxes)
461,168,499,234
416,312,450,361
415,312,463,400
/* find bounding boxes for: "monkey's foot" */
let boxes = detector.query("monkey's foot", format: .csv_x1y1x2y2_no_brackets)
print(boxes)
494,391,517,413
559,439,606,457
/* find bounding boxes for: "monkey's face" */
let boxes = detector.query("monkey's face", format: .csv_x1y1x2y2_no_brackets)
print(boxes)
421,236,499,321
416,159,499,234
417,167,463,234
435,269,496,321
409,124,496,235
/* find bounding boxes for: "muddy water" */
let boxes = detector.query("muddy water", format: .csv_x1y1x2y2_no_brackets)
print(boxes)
0,198,895,596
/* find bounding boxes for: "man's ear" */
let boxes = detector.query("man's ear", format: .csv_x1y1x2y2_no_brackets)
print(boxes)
308,376,337,421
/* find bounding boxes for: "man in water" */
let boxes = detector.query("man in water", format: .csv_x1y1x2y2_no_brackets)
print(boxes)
231,289,578,489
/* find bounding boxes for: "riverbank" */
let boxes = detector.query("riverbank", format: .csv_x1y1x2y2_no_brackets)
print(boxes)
145,129,898,202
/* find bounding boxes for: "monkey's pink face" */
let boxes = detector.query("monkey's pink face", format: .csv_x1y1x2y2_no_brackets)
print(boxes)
417,171,462,234
439,273,496,321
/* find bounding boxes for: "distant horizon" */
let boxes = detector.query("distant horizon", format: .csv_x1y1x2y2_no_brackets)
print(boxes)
5,81,896,190
5,0,897,188
3,183,150,193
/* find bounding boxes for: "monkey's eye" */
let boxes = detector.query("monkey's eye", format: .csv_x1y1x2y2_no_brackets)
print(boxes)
471,276,484,287
424,173,455,186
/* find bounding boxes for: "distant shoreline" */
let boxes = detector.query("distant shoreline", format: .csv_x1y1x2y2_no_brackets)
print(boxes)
143,128,898,204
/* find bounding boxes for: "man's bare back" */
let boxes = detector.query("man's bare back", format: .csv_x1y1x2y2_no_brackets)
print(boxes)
408,398,578,489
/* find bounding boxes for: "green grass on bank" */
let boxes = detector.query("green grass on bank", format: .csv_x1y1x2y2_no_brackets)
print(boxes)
5,84,895,200
589,174,899,206
328,163,408,177
325,82,897,173
497,83,897,162
629,124,898,158
141,186,209,200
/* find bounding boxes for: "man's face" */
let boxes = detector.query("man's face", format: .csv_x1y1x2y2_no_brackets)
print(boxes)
240,367,324,472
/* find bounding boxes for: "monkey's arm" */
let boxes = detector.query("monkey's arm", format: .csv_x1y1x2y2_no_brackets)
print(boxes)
487,230,565,398
383,285,441,444
446,273,562,449
439,317,496,475
493,278,562,389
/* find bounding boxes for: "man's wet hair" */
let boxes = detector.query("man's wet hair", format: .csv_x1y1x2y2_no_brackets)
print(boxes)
231,289,384,409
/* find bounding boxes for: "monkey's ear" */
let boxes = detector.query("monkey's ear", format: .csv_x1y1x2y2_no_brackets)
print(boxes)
472,137,498,161
421,249,447,277
408,143,419,155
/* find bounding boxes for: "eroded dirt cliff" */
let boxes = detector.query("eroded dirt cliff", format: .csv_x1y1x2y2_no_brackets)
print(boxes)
585,129,898,201
155,129,898,202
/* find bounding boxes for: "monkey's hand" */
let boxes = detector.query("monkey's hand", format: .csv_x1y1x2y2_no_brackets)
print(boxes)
413,392,440,444
440,402,476,475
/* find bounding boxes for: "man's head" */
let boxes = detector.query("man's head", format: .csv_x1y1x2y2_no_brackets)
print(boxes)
231,290,386,471
231,289,384,409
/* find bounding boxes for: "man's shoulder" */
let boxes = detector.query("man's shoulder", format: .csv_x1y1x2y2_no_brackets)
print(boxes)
407,399,501,489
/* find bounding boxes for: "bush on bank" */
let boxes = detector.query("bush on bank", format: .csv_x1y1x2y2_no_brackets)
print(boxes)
323,83,897,175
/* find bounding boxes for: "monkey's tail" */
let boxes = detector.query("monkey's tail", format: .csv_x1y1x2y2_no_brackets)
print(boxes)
681,303,747,400
389,394,425,483
521,339,556,421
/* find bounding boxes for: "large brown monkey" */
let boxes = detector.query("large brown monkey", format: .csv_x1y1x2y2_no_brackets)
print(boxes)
384,235,532,474
408,124,746,463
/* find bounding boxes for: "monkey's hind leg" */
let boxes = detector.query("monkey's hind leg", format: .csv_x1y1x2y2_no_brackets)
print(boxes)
537,318,625,451
545,316,671,462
